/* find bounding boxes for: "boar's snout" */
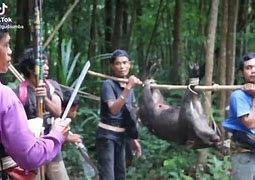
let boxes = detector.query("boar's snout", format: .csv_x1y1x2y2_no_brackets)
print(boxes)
209,134,221,147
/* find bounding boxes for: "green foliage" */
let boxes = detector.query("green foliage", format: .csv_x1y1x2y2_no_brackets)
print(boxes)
125,126,231,180
127,127,173,179
6,79,19,89
126,126,194,179
9,1,239,179
206,155,231,180
126,129,231,179
56,39,81,85
63,104,100,179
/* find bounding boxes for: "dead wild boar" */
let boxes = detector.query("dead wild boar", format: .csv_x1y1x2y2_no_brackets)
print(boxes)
138,64,220,148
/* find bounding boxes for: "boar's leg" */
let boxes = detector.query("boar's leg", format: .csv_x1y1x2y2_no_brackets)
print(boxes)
179,91,220,148
138,80,158,129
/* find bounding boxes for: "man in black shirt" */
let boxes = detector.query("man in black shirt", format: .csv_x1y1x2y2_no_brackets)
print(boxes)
96,49,142,180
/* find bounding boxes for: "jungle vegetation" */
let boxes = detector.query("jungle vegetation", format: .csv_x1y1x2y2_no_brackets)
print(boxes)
3,0,254,179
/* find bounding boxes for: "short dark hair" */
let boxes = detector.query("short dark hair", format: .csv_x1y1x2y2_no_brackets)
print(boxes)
110,49,130,64
239,52,255,71
0,21,10,40
62,88,80,108
19,48,49,78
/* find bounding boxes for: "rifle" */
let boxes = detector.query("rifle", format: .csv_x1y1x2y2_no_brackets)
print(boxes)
34,1,45,179
34,0,44,118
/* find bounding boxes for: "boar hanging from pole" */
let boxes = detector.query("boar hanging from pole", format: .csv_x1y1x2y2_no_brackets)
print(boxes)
138,62,222,149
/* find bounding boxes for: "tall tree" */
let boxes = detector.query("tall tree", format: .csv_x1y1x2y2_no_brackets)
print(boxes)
71,1,84,56
199,0,219,169
112,0,124,50
15,0,32,63
56,1,65,80
217,0,228,118
204,0,219,117
104,0,113,52
198,0,206,37
237,0,250,58
122,0,129,50
144,0,163,62
88,0,97,58
135,1,146,76
171,0,183,84
226,0,239,97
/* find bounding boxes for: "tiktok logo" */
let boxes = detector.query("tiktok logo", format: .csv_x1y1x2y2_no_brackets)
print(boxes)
0,3,8,16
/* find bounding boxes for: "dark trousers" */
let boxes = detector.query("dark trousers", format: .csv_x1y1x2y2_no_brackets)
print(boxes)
96,138,126,180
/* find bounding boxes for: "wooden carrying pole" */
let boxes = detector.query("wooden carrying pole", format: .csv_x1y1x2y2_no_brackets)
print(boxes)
87,70,243,91
9,65,243,92
8,64,25,82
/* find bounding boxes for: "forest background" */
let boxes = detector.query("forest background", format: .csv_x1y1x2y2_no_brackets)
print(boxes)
1,0,253,179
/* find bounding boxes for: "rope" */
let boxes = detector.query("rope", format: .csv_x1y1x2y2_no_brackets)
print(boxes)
202,91,222,136
189,78,199,85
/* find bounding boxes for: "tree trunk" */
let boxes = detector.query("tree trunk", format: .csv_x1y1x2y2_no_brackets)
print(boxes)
88,0,97,59
226,0,239,98
122,0,128,50
198,0,219,170
112,0,124,50
204,0,219,117
237,0,250,59
144,0,163,62
199,0,206,37
166,4,173,72
72,1,82,56
171,0,183,84
237,0,250,33
104,0,113,52
217,0,228,119
15,0,31,63
136,1,145,77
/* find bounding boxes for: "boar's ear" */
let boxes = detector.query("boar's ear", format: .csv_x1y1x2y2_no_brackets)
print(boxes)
199,63,205,80
188,63,201,79
188,64,194,73
142,58,161,81
188,63,195,78
149,60,161,77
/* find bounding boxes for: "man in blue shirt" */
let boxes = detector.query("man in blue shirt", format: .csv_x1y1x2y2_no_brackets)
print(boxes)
96,49,142,180
223,52,255,180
